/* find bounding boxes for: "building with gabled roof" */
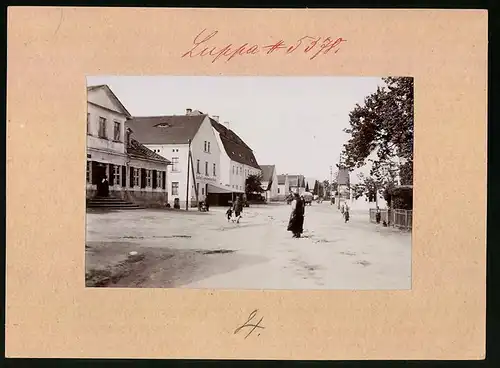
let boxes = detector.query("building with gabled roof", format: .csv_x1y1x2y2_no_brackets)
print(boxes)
276,174,307,199
126,109,222,208
260,165,279,201
210,117,261,200
86,85,170,207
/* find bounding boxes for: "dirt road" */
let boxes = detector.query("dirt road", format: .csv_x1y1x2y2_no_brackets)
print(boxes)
86,202,411,290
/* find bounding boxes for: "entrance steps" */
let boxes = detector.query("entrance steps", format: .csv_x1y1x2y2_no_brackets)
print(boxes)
86,196,142,210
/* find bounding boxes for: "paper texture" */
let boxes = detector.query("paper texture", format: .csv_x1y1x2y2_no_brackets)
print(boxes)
6,7,487,359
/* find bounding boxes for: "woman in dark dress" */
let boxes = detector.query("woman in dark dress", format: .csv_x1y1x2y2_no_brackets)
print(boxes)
287,192,305,238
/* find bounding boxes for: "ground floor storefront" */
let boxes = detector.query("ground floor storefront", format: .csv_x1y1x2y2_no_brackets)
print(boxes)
86,153,169,208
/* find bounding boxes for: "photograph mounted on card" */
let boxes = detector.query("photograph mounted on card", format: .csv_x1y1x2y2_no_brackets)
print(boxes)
6,7,487,360
84,75,413,291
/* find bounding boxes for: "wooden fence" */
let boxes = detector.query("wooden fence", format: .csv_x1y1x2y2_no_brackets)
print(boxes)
369,208,412,231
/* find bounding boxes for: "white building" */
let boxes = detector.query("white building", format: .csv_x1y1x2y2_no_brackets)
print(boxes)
276,174,306,199
210,117,262,203
260,165,279,201
86,84,130,194
126,110,222,208
86,85,170,207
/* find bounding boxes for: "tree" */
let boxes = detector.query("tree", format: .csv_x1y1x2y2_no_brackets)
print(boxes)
313,180,319,195
341,77,414,186
305,182,310,192
245,174,264,194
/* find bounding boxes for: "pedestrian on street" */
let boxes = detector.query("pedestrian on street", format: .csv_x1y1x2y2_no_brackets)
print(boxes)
233,195,243,223
287,192,305,238
226,206,233,222
98,175,109,197
344,203,350,223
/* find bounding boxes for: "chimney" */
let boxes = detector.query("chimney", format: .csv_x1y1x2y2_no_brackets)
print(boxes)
186,108,192,115
212,115,220,122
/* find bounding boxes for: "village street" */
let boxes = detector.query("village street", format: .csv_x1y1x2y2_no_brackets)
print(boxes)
86,203,411,290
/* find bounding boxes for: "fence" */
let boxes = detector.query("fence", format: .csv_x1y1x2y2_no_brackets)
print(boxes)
369,208,412,231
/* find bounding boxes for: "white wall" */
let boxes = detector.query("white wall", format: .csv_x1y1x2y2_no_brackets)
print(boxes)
191,116,222,201
213,129,231,188
87,104,127,156
146,116,221,205
146,143,188,202
86,90,128,192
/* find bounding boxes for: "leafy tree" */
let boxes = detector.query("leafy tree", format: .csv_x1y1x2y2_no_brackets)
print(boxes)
313,180,319,195
342,77,414,186
245,174,264,194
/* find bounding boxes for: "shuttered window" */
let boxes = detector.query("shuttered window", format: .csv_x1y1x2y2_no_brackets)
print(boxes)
129,167,135,188
162,172,166,190
141,169,147,188
152,170,157,189
109,165,114,186
121,166,126,187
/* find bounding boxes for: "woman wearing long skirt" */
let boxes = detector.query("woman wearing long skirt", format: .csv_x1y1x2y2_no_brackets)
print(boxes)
287,192,305,238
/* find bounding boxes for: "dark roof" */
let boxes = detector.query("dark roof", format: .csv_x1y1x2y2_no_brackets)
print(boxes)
87,84,131,117
260,165,275,182
210,119,260,170
126,115,206,144
127,138,171,163
276,174,306,187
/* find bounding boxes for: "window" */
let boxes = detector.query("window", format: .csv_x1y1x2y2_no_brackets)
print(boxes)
133,168,140,187
232,166,235,174
157,171,163,189
204,141,207,152
146,170,152,187
278,188,280,194
205,161,208,176
196,183,200,195
98,117,107,138
236,166,239,175
171,157,179,172
87,113,91,135
202,187,205,195
213,163,216,176
113,121,121,141
207,142,211,153
172,182,179,195
113,165,120,185
86,161,91,183
196,159,200,174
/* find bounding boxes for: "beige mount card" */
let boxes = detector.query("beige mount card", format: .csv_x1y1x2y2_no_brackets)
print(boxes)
6,7,487,360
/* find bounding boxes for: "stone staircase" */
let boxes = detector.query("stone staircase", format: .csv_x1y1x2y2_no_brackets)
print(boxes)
86,196,142,210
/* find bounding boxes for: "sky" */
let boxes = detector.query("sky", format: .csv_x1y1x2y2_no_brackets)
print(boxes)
87,76,385,181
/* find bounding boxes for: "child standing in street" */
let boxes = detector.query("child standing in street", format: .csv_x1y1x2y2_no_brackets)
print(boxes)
226,206,233,222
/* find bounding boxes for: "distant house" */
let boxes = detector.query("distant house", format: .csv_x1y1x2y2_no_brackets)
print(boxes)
260,165,279,201
276,174,306,199
86,85,170,207
126,109,221,208
336,167,351,200
288,174,307,195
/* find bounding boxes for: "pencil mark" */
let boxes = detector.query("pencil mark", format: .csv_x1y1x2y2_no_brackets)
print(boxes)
234,309,265,339
54,8,64,36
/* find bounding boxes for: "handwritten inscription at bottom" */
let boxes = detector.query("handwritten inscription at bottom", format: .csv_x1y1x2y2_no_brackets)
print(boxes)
181,29,347,63
234,309,265,339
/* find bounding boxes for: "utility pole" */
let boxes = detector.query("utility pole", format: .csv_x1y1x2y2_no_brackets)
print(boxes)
185,139,191,211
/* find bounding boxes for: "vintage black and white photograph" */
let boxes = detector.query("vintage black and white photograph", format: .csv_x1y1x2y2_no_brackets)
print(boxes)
85,76,414,290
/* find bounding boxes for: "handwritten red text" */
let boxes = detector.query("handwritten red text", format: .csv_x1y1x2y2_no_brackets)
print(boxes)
181,29,347,63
